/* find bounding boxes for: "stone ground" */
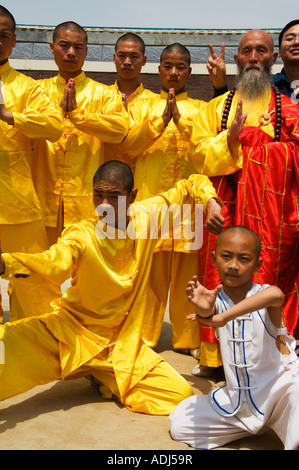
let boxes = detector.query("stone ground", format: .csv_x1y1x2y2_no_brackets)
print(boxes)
0,279,283,452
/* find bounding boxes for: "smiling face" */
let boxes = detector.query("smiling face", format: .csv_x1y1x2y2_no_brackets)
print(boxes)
50,28,87,79
279,23,299,66
212,228,262,296
159,51,191,94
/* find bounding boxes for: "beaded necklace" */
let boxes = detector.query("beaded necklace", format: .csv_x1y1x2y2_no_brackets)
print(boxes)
220,86,282,142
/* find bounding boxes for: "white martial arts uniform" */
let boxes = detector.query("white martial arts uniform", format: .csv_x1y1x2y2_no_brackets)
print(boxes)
169,283,299,450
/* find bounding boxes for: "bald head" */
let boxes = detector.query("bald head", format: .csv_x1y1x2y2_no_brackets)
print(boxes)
53,21,87,44
234,29,278,99
216,226,261,259
238,29,275,53
93,161,134,194
160,43,191,66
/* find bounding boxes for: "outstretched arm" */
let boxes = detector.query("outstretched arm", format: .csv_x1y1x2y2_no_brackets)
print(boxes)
0,224,85,286
186,275,223,319
189,285,285,329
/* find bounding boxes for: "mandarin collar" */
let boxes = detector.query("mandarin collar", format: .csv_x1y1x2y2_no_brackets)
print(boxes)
57,70,86,85
0,60,11,76
115,81,144,101
160,89,188,101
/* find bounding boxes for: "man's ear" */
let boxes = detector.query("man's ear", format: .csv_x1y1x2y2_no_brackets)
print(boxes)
254,257,263,273
271,51,278,65
49,42,54,55
211,251,216,266
129,188,138,204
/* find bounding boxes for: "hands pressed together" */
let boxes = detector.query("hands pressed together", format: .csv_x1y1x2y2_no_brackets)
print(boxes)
162,88,181,127
60,78,78,113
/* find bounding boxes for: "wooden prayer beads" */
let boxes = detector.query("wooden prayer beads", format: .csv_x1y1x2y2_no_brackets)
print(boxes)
220,86,282,142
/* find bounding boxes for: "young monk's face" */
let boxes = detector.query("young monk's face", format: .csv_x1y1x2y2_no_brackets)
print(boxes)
50,29,87,76
93,178,137,229
212,230,262,291
0,16,16,64
159,51,191,93
114,40,147,81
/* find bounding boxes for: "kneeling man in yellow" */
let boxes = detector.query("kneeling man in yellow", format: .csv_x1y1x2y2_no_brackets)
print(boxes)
0,161,222,415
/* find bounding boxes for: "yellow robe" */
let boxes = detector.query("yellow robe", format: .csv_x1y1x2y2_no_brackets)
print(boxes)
0,61,63,225
103,81,158,170
0,175,216,414
0,61,64,320
120,90,209,348
31,72,129,233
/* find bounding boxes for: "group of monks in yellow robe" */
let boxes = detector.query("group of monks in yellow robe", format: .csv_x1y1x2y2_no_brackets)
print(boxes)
0,9,224,414
1,3,299,418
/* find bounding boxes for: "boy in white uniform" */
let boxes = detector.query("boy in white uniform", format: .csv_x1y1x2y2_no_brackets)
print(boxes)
169,226,299,450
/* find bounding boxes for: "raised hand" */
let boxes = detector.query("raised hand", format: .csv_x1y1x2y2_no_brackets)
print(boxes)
227,99,247,143
205,198,225,235
206,43,227,89
186,275,222,318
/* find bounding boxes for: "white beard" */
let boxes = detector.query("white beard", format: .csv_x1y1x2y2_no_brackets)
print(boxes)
236,66,272,101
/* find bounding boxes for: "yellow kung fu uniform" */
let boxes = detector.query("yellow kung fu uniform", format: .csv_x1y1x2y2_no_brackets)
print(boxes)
0,175,217,415
122,90,208,349
0,61,64,321
31,72,129,245
103,81,158,171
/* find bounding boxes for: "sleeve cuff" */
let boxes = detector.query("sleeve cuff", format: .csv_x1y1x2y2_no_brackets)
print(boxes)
2,254,31,279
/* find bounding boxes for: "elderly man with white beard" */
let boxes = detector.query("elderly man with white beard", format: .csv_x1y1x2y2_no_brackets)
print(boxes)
189,29,299,377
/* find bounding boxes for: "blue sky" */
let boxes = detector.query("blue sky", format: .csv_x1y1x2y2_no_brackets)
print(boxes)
4,0,298,30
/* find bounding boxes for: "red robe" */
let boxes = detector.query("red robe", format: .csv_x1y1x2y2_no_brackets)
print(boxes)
199,91,299,340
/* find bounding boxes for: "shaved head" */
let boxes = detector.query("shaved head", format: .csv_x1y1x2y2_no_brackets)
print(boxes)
93,161,134,194
238,29,274,53
216,226,261,259
53,21,87,44
160,43,191,66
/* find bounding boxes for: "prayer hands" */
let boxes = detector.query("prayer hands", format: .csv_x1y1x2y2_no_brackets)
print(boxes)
186,275,223,320
122,93,128,111
162,88,181,126
206,43,227,89
205,198,225,235
60,78,78,113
